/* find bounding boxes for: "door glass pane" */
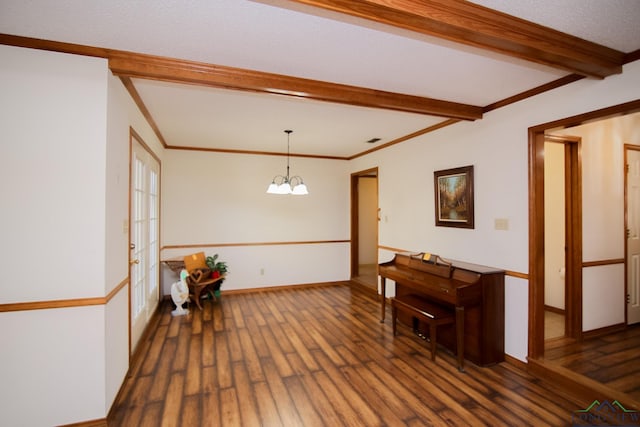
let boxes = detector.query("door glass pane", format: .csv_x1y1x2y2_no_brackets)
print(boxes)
132,155,146,318
148,169,158,294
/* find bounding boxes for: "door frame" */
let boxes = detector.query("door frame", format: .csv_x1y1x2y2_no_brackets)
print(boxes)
128,127,162,357
528,99,640,359
350,167,379,280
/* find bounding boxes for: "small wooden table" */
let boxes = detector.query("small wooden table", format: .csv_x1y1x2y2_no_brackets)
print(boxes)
187,275,225,310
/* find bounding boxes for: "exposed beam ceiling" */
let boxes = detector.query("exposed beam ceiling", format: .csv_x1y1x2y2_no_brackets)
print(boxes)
287,0,625,78
1,0,637,158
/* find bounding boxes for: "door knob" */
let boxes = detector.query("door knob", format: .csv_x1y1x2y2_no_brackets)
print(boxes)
130,259,140,265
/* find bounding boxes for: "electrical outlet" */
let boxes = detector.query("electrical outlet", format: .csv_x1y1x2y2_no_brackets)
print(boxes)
260,268,264,276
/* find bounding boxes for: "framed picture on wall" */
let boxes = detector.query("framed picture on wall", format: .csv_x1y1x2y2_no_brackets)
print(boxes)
434,165,474,228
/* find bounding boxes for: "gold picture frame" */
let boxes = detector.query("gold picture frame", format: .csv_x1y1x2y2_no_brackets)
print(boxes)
434,165,474,229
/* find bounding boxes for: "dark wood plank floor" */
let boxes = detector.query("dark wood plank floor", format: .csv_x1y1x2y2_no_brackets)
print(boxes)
109,283,591,426
544,324,640,401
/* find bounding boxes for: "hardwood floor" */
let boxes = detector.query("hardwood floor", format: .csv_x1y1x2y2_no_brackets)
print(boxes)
544,324,640,402
352,264,377,292
544,311,565,340
109,283,591,426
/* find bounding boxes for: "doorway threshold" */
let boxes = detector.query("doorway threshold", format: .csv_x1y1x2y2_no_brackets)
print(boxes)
527,357,639,410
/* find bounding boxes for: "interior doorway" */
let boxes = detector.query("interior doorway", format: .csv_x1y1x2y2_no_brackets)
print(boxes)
529,100,640,360
350,168,379,292
543,135,582,341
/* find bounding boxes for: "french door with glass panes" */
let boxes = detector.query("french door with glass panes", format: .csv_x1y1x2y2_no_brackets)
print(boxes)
130,134,160,352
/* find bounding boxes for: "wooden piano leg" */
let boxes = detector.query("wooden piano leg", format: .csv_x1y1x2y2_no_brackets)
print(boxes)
429,323,437,361
455,306,465,372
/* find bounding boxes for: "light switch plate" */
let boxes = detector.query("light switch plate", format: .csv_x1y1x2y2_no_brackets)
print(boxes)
494,218,509,230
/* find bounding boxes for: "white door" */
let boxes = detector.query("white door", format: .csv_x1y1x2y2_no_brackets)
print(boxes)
130,136,160,351
626,147,640,325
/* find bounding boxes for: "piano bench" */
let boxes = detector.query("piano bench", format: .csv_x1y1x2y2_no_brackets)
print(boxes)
391,294,455,363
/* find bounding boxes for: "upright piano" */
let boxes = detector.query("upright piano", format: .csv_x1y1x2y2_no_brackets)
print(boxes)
379,252,505,367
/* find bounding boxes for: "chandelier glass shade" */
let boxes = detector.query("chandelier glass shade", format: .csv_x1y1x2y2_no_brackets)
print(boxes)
266,130,308,195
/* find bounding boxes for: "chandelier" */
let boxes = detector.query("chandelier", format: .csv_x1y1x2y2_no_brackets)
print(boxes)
266,130,309,195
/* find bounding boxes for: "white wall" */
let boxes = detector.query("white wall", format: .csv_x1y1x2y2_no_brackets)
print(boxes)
0,45,165,426
0,45,109,425
505,276,529,360
583,265,625,330
2,307,106,425
578,120,627,262
352,60,640,361
161,149,351,292
0,45,108,301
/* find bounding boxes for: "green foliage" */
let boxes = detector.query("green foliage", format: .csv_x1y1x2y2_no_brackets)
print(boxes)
206,254,229,274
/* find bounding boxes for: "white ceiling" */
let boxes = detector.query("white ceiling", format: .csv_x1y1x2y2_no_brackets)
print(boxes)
1,0,639,158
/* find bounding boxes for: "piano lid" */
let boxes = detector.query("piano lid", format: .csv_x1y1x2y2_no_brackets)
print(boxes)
382,252,505,276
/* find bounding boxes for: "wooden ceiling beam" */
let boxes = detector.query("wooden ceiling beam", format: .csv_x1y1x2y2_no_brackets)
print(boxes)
109,52,482,121
1,32,482,120
288,0,625,78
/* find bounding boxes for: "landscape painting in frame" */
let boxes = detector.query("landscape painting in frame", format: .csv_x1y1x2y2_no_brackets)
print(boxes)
434,165,474,229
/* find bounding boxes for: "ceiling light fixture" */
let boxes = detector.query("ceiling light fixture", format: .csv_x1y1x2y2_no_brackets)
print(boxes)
266,130,308,195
